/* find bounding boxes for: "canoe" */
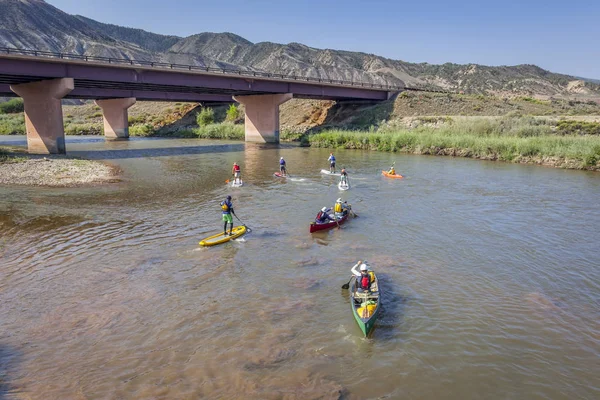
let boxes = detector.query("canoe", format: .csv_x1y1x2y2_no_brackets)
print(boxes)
320,169,341,176
273,172,287,178
350,271,381,337
199,225,247,246
231,179,244,187
338,181,350,191
309,212,349,233
381,170,403,179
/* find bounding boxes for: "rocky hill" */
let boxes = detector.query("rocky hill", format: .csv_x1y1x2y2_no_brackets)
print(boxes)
1,0,599,99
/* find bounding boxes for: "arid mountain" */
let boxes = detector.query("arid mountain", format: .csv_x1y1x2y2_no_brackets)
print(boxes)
1,0,599,98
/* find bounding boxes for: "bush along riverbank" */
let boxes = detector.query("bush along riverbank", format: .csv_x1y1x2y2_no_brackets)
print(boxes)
307,116,600,171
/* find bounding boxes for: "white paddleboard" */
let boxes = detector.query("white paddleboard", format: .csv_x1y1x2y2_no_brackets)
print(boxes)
231,179,244,187
338,181,350,191
320,169,341,176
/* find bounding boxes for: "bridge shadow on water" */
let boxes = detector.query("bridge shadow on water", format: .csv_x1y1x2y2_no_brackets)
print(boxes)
69,142,247,160
0,344,21,399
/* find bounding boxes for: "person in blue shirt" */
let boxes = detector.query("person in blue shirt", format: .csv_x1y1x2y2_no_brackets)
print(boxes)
220,195,235,236
279,157,287,176
315,207,335,223
328,153,336,173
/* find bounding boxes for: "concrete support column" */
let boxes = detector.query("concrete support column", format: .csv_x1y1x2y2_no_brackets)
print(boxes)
94,98,136,139
233,93,292,143
10,78,74,154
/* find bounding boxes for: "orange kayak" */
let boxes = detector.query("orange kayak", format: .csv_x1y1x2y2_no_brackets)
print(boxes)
382,170,403,179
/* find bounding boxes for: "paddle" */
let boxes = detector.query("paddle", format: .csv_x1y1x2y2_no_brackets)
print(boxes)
345,202,358,218
233,213,252,233
341,276,353,290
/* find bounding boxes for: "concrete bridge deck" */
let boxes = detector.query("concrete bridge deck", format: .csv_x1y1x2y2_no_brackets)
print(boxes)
0,47,406,153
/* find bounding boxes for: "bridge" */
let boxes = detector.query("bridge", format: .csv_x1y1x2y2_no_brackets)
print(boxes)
0,47,406,154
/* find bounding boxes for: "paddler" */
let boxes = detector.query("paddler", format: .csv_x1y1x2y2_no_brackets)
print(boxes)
351,260,372,292
220,195,235,236
232,162,241,184
334,198,349,218
328,153,336,173
340,167,348,184
387,165,396,175
315,207,335,224
279,157,287,176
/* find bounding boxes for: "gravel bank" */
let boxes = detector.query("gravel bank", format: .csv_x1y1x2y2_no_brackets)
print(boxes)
0,157,120,187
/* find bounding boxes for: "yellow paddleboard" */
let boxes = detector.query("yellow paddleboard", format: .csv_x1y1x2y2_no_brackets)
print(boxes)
199,225,247,246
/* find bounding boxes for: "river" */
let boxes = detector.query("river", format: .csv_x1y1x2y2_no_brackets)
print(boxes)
1,136,599,399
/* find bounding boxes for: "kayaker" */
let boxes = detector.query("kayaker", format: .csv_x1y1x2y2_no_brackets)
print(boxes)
351,260,372,292
340,168,348,184
220,195,235,236
232,162,241,184
279,157,287,176
388,165,396,175
334,198,348,218
328,153,336,173
315,207,335,224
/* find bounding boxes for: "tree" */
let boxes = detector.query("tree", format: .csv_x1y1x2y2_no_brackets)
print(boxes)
196,107,214,127
226,104,239,122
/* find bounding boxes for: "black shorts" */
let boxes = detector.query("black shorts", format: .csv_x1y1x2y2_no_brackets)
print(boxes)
330,162,336,168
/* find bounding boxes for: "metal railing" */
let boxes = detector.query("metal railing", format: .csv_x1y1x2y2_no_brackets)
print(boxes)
0,46,410,91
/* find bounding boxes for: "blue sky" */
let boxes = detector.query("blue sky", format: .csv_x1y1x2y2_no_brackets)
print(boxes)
47,0,599,78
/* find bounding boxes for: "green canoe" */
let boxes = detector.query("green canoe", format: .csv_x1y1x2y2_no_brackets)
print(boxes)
350,271,381,337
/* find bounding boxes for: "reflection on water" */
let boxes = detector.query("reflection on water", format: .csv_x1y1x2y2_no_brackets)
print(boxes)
1,136,599,399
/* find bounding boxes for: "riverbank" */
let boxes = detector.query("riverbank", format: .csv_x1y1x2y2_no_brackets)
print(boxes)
0,146,120,187
308,117,600,171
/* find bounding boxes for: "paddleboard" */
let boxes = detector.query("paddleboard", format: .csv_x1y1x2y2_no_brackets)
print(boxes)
199,225,247,246
338,181,350,191
231,179,244,187
320,169,341,176
273,172,287,178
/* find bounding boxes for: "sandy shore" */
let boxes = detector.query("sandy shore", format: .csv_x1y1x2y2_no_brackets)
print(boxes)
0,157,120,187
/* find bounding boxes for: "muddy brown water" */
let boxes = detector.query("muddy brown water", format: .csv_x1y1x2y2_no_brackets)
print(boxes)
1,136,599,399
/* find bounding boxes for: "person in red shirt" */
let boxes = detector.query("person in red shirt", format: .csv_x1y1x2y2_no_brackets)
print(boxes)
232,162,241,184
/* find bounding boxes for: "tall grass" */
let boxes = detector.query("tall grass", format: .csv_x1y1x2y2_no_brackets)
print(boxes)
309,117,600,169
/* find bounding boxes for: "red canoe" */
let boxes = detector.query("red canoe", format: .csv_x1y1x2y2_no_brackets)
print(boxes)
309,213,349,233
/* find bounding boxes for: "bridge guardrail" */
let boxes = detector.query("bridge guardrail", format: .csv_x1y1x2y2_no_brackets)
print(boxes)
0,46,450,94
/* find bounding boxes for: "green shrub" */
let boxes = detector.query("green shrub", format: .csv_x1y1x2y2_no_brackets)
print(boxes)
129,123,155,136
196,107,215,127
0,98,24,114
64,123,102,135
0,114,25,134
556,120,600,135
225,104,240,122
195,122,244,139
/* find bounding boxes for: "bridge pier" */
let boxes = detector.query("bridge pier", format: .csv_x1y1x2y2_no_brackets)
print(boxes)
10,78,74,154
233,93,292,143
95,98,136,140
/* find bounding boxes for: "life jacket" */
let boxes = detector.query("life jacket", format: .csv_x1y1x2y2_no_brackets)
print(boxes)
316,211,324,221
334,203,343,213
233,165,240,172
389,168,395,175
360,273,371,290
280,159,285,165
221,200,231,213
